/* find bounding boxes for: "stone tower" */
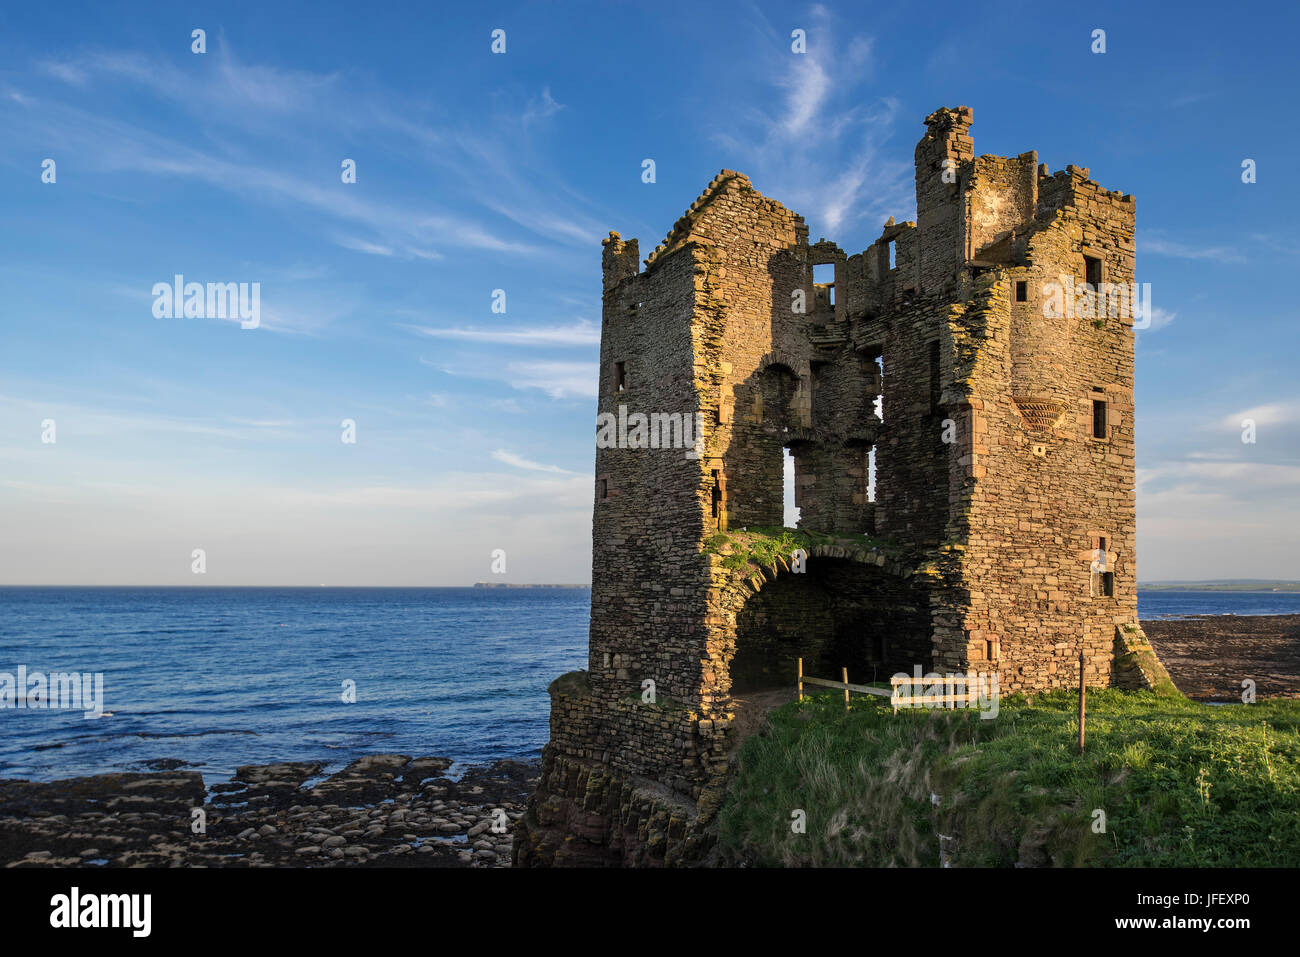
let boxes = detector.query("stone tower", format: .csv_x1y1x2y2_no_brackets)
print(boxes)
514,106,1168,867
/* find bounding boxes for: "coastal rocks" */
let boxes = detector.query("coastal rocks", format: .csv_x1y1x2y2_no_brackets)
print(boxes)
0,756,538,869
514,749,711,867
1142,613,1300,700
309,754,411,805
210,763,324,813
0,771,206,819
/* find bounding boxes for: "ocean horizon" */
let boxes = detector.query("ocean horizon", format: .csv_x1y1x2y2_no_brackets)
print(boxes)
3,585,1299,784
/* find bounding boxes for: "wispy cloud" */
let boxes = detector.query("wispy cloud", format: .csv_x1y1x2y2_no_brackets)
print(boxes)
407,320,599,347
38,47,341,116
491,449,576,474
1221,401,1300,431
429,357,598,399
1141,237,1245,263
708,6,910,237
522,87,564,127
1137,305,1176,334
335,236,394,257
504,360,599,399
12,44,580,262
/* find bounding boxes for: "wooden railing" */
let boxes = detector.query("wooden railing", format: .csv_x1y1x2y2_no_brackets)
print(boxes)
796,659,982,714
889,675,981,713
796,658,892,712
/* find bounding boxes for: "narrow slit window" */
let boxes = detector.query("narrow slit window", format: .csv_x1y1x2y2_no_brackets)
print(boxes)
782,449,799,529
1092,398,1108,439
1015,280,1028,302
928,340,941,413
1084,255,1102,288
888,240,897,270
711,469,721,519
614,361,626,392
598,478,609,501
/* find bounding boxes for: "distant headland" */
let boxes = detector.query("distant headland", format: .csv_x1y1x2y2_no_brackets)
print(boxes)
471,582,590,589
1139,580,1300,592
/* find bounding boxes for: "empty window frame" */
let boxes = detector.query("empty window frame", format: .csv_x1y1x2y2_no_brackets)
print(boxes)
813,263,835,306
1092,568,1115,597
1092,397,1108,439
1084,254,1102,288
1015,280,1028,302
614,360,627,392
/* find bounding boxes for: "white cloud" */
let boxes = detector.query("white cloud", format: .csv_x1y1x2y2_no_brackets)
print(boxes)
707,10,909,238
1220,401,1300,431
522,87,564,126
423,356,598,399
335,236,394,257
1137,305,1176,333
505,360,599,398
491,449,576,474
407,320,599,347
14,54,538,259
1141,237,1245,263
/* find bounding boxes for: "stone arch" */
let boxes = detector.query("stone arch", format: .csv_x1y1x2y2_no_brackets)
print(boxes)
759,350,806,375
702,544,932,710
757,352,811,434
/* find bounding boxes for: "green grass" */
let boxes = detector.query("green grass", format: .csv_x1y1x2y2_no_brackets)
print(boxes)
715,689,1300,867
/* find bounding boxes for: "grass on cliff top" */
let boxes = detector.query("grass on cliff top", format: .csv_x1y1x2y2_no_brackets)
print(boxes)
702,525,894,574
716,689,1300,867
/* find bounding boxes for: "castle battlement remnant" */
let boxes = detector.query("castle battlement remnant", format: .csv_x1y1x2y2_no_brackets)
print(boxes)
514,107,1171,867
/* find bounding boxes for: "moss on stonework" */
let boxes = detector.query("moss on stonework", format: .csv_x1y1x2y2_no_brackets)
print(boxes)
623,689,689,712
1114,626,1181,698
548,670,590,697
701,525,898,575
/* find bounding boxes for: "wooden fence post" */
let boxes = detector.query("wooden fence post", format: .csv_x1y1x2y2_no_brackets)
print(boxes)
797,657,803,703
842,667,850,712
1078,648,1087,754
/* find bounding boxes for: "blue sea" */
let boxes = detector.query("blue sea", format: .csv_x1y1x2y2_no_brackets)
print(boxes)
1136,589,1300,619
2,587,1298,783
0,587,588,783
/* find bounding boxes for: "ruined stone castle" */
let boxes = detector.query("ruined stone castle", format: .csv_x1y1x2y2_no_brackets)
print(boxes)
514,106,1170,866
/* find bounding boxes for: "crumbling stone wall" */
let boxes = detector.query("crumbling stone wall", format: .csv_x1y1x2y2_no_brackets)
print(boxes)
516,106,1154,867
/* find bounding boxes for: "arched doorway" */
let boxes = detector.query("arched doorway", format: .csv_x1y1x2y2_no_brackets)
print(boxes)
723,554,933,698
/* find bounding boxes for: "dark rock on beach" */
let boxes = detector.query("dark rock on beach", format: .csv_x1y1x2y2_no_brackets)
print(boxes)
1143,613,1300,701
0,754,539,869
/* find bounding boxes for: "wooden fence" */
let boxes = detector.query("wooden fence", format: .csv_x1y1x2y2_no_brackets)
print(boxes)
796,658,981,714
889,675,981,713
796,658,891,711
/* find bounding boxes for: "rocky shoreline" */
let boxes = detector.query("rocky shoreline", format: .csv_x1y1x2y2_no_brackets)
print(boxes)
5,614,1296,869
0,754,538,868
1142,612,1300,700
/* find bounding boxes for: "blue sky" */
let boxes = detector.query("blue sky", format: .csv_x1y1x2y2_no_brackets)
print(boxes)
1,0,1297,585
